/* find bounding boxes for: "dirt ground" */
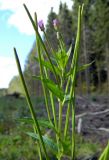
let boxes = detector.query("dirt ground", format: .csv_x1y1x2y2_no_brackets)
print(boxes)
75,95,109,146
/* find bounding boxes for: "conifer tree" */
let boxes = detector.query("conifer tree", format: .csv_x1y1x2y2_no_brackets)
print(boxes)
72,0,99,94
45,8,58,50
92,0,109,92
58,2,73,48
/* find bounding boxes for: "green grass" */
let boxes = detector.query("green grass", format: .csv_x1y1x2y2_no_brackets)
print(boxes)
0,96,101,159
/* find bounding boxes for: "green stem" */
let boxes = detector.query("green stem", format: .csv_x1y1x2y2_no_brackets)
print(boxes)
71,6,82,160
50,92,57,129
63,76,71,139
58,101,63,137
34,13,52,123
42,83,52,122
23,4,58,83
14,48,49,160
57,72,64,159
33,126,43,160
71,93,76,160
37,145,43,160
64,3,82,135
43,31,56,56
64,103,70,139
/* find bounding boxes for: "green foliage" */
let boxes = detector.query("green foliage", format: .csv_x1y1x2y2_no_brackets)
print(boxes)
0,133,37,160
99,142,109,160
0,95,101,159
0,96,46,159
27,132,58,155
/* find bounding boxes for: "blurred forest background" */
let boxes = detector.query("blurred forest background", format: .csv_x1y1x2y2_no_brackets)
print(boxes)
0,0,109,159
0,0,108,97
5,0,109,97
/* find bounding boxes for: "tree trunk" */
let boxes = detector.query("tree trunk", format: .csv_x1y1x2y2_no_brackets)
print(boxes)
96,62,102,92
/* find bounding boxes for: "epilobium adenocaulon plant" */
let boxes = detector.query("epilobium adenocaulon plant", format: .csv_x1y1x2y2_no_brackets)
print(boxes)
14,3,109,160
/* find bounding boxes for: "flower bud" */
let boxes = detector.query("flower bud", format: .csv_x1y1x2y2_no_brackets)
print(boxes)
38,20,45,31
53,19,59,30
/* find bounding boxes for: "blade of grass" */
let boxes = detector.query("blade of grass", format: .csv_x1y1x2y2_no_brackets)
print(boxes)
14,48,49,160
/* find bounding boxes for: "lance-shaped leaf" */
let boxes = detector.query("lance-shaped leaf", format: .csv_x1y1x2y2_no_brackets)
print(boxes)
27,132,58,154
77,61,95,72
14,48,49,159
34,57,60,75
67,44,72,58
33,76,64,101
18,117,58,133
65,61,94,78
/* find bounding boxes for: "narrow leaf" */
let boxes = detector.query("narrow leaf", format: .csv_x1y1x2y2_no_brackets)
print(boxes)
67,44,72,58
14,48,48,159
77,61,94,72
34,57,60,75
18,117,58,133
27,132,58,154
33,77,64,101
99,142,109,160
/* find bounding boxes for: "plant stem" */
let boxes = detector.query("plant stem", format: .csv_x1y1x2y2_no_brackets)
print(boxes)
34,13,52,123
33,127,43,160
71,92,76,160
71,6,82,160
64,103,70,139
14,48,49,160
50,92,57,128
58,101,63,137
37,144,43,160
43,31,56,56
